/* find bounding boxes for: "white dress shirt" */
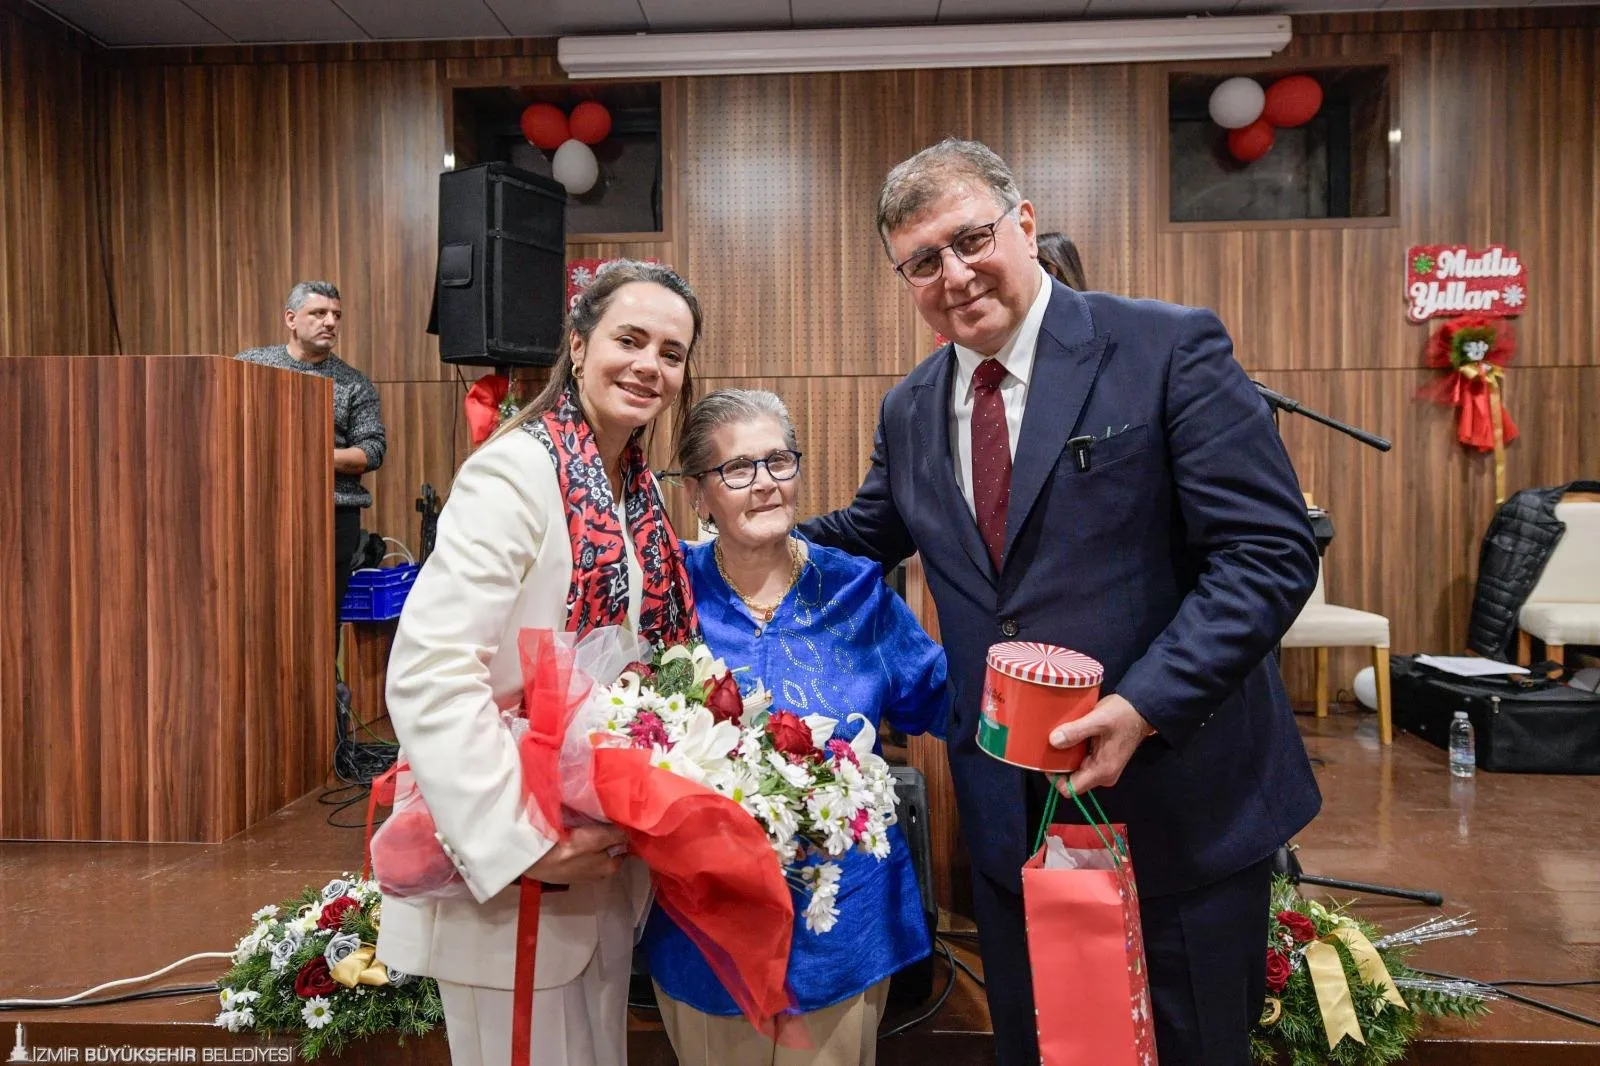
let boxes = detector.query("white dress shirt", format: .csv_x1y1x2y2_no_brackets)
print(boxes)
950,265,1052,515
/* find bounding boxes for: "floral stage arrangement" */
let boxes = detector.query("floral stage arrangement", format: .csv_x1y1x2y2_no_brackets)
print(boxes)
214,875,441,1059
1252,877,1492,1065
593,640,901,933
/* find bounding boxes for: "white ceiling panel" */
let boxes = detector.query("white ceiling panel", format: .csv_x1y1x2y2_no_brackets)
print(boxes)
792,0,941,26
187,0,368,42
935,0,1091,20
637,0,791,30
484,0,648,36
331,0,511,39
31,0,230,45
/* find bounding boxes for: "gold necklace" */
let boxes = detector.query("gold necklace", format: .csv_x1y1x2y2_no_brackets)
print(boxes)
716,538,803,623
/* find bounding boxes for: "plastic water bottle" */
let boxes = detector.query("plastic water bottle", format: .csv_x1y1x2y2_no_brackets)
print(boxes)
1448,711,1476,778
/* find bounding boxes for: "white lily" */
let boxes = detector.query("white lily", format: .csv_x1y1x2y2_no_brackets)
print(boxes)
845,713,877,759
802,714,839,749
740,680,775,724
670,708,742,779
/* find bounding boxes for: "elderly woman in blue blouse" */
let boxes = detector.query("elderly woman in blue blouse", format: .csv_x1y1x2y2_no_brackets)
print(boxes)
640,388,950,1066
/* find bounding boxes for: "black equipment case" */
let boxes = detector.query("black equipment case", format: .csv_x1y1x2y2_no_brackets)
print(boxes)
1390,655,1600,774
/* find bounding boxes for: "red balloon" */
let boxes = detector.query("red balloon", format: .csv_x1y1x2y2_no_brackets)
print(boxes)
1227,119,1275,163
1262,75,1323,128
520,103,569,151
569,101,612,145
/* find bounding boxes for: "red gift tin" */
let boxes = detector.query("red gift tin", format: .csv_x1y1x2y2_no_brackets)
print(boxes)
978,642,1104,773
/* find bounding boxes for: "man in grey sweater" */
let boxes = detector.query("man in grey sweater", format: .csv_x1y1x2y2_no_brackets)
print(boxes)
236,280,387,637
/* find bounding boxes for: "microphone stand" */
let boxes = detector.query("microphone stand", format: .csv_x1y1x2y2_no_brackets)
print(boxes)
1256,381,1443,906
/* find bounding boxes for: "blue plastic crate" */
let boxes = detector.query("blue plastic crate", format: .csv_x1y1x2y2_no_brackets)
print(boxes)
340,563,420,622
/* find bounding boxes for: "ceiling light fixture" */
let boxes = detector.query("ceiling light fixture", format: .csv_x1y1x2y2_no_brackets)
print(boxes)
558,15,1291,80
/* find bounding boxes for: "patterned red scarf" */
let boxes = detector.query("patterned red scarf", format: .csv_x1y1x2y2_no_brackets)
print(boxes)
523,387,698,646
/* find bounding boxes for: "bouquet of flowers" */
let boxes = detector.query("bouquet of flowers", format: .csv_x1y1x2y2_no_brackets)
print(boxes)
581,640,901,933
1252,876,1491,1066
214,874,441,1060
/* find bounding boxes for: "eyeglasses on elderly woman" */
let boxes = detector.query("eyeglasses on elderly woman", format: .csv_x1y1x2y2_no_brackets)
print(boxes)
694,450,803,490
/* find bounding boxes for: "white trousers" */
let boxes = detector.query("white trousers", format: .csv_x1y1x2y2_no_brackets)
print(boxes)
436,885,635,1066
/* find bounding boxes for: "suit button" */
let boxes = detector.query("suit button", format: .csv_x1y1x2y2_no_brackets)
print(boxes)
1000,619,1019,638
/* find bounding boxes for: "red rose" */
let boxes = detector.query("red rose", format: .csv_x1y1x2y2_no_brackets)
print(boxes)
1277,910,1317,944
1264,949,1292,994
294,956,339,998
703,673,744,726
767,711,817,760
316,896,360,931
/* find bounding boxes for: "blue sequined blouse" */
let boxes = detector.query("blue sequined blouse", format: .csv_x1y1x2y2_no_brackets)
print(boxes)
639,535,951,1015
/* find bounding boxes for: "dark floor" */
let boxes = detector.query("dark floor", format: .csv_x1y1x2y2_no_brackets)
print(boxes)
2,706,1597,1064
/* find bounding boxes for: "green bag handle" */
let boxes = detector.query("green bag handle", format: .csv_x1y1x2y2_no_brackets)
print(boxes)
1032,773,1129,867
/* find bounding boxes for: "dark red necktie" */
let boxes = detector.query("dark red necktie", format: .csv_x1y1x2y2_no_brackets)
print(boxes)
970,357,1012,570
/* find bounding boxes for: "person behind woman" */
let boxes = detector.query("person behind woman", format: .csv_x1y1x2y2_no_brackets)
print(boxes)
1036,231,1087,291
640,388,950,1066
375,260,704,1066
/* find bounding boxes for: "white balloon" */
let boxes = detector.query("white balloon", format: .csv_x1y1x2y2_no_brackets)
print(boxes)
1208,77,1265,129
1352,666,1378,711
551,139,599,195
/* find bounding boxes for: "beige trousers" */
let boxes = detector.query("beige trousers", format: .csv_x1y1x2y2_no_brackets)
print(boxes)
435,887,635,1066
654,980,890,1066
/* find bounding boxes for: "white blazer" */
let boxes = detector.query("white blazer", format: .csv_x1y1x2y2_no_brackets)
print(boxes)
375,427,651,991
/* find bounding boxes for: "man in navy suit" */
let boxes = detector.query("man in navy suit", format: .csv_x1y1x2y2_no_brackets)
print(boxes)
802,139,1322,1065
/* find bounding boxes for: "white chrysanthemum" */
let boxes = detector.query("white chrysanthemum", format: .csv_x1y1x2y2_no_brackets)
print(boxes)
251,904,279,922
232,989,260,1006
707,763,763,806
799,863,843,934
233,929,265,963
301,996,334,1030
214,1010,250,1033
861,825,892,860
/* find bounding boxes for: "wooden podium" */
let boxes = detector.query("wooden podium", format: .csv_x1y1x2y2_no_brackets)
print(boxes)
0,356,335,843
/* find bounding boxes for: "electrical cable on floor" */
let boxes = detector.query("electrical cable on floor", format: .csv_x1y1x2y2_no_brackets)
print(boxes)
879,938,958,1039
1416,968,1600,1029
0,953,232,1008
0,985,219,1013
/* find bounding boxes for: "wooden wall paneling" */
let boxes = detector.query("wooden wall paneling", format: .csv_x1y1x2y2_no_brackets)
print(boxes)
914,63,1155,302
1500,28,1596,369
679,73,920,379
364,381,473,555
214,63,293,361
73,358,150,840
0,1,111,357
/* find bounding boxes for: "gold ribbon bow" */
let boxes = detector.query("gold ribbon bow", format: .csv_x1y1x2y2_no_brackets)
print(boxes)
1458,361,1509,504
330,944,392,988
1304,924,1408,1050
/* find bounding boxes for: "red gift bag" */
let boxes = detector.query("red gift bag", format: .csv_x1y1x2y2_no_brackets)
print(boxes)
1022,792,1157,1066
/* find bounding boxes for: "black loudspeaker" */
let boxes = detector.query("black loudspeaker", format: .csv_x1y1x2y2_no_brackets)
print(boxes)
887,764,940,1006
432,162,567,367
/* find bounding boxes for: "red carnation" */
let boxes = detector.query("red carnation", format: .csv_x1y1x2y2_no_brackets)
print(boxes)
1264,949,1292,994
1277,910,1317,944
294,956,339,998
627,710,670,749
316,896,360,931
703,673,745,726
622,661,655,681
826,738,860,766
767,711,817,760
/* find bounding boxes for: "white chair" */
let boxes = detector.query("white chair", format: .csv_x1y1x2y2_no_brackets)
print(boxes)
1516,499,1600,670
1281,560,1393,744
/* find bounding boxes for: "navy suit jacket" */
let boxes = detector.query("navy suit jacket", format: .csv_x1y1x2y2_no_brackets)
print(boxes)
801,281,1323,898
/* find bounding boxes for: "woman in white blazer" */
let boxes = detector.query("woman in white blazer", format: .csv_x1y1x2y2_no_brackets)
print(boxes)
375,260,705,1066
